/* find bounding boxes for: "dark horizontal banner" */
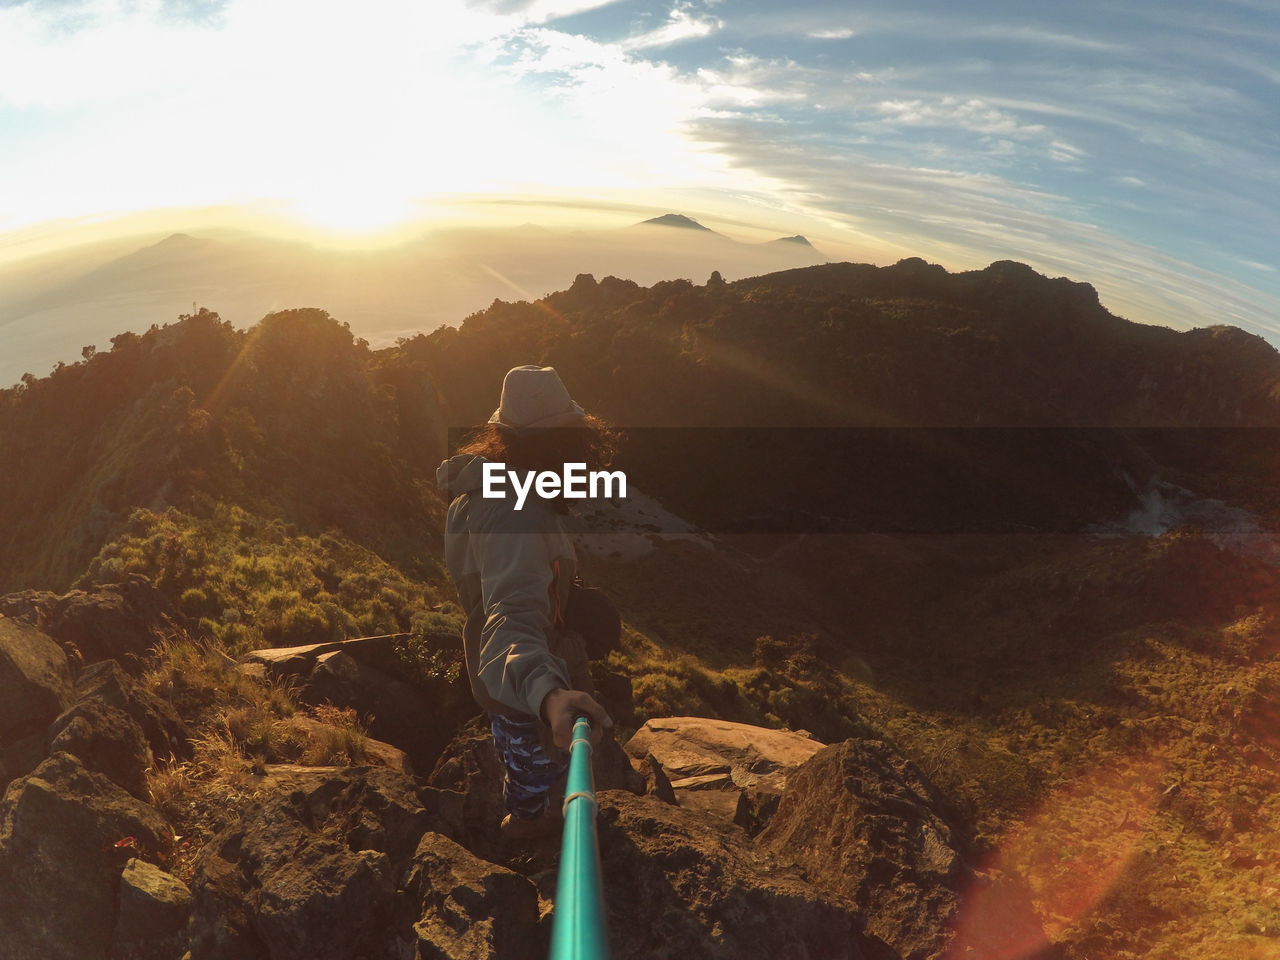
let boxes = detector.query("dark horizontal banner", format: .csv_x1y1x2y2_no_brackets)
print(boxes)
446,427,1275,535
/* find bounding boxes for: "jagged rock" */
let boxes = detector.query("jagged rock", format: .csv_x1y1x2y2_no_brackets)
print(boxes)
624,717,824,824
759,739,1050,960
425,719,506,860
644,751,678,805
597,789,890,960
0,578,173,671
37,659,192,798
0,752,171,960
732,786,781,837
111,858,191,960
0,617,74,744
188,764,434,960
73,659,193,763
402,832,542,959
48,698,153,800
759,739,959,959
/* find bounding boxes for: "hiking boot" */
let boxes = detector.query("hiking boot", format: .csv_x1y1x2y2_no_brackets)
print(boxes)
500,809,559,842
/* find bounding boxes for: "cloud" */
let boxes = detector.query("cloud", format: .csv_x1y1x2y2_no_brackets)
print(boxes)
623,5,722,50
466,0,628,24
809,28,855,40
966,24,1127,53
875,97,1048,138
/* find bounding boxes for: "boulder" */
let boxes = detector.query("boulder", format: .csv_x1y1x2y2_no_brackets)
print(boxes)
425,720,507,861
402,832,542,959
188,764,434,959
759,739,1051,960
0,617,74,744
597,789,891,959
72,659,193,763
624,717,824,824
41,658,197,799
0,752,172,960
110,858,191,960
48,698,153,800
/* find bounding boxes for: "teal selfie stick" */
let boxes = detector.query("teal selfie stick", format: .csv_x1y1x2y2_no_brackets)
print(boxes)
549,716,609,959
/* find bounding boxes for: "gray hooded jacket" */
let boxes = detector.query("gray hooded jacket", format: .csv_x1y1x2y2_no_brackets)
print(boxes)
436,454,578,720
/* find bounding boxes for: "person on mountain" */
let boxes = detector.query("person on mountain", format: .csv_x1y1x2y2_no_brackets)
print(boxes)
436,365,617,840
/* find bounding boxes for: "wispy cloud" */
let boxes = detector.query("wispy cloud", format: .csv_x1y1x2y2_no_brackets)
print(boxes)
875,97,1048,138
966,24,1127,53
469,0,628,24
622,5,722,50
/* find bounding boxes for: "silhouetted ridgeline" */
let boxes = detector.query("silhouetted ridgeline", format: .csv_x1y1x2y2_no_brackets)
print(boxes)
2,257,1278,593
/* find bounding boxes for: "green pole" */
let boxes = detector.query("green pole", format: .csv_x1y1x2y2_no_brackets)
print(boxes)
550,716,610,960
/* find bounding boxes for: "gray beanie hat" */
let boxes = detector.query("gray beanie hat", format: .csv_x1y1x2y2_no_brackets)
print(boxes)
488,365,587,430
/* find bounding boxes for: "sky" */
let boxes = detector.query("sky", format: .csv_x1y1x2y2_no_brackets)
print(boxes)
1,0,1278,340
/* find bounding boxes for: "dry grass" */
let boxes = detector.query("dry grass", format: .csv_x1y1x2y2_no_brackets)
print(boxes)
143,629,374,881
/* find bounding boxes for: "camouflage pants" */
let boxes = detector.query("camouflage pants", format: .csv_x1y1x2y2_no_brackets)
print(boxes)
490,713,568,820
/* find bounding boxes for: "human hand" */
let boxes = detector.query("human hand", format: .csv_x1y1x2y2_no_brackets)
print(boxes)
540,688,613,750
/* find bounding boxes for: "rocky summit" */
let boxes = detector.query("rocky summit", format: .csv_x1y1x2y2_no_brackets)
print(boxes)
0,602,1049,960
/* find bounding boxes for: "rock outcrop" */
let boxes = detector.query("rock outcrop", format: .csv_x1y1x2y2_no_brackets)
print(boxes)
0,578,174,671
0,752,172,960
112,858,192,960
187,762,544,960
0,616,74,740
760,739,1053,960
0,599,1051,960
0,616,74,783
598,789,893,960
625,716,824,826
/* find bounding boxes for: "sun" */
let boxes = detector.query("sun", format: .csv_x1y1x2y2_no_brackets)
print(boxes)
288,187,422,236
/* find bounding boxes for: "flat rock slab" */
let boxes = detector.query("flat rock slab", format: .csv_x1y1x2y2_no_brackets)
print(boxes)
625,716,824,793
239,634,407,680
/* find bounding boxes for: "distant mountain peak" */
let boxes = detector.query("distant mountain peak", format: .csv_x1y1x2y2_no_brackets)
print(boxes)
770,235,814,248
155,232,199,246
638,213,711,231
